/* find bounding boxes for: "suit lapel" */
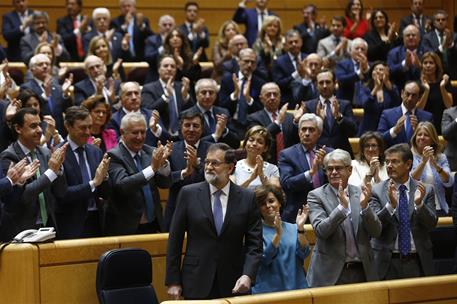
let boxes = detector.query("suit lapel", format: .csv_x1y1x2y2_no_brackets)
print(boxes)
295,144,310,172
323,184,339,211
85,146,98,178
119,143,137,173
220,182,238,235
199,182,215,233
65,143,83,182
348,185,360,235
408,179,417,218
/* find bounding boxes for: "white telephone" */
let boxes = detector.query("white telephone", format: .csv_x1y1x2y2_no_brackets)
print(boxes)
13,227,56,243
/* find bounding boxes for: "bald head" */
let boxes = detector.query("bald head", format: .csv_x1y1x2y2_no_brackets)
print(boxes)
229,34,248,56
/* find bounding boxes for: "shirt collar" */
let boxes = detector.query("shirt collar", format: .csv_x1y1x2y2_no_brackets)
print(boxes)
196,103,212,114
17,140,32,156
123,142,141,159
185,140,200,149
209,181,231,196
67,137,83,152
122,107,141,114
401,103,415,115
395,177,411,192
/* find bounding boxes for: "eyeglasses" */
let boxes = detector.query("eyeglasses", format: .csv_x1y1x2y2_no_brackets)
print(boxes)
325,166,349,173
364,144,379,149
204,159,226,167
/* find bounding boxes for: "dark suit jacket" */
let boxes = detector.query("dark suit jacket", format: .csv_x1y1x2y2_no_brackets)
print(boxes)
387,45,425,90
272,52,307,104
278,143,331,223
0,142,67,241
290,79,319,109
335,59,370,107
106,142,171,235
164,140,211,231
0,166,15,226
55,142,109,239
442,106,457,171
305,98,357,155
178,23,209,62
233,7,274,47
370,179,437,279
364,30,398,62
144,34,163,83
377,105,433,147
294,23,330,54
247,109,299,164
73,77,121,106
111,15,154,62
141,80,194,131
399,14,431,37
56,15,87,61
20,79,72,136
108,107,171,148
165,181,262,299
221,57,269,81
182,105,240,149
2,9,34,61
20,31,70,64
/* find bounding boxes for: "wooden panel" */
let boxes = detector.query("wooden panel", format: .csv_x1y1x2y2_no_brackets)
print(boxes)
227,289,313,304
0,244,40,303
309,282,389,304
40,262,99,304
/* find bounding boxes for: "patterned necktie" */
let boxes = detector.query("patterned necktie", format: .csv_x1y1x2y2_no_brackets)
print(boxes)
134,154,154,222
76,146,96,209
213,190,223,235
405,111,413,141
30,150,48,225
398,184,411,256
271,112,284,160
308,149,320,188
325,100,334,131
238,78,248,125
205,110,216,133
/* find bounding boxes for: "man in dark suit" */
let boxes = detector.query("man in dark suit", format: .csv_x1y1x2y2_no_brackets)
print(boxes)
83,8,127,62
111,0,153,62
0,108,67,242
307,149,381,287
377,81,433,147
305,69,357,156
2,0,34,61
247,82,300,164
387,25,425,91
106,112,171,235
272,29,307,104
335,37,370,108
399,0,431,36
442,105,457,171
219,48,265,138
55,106,110,239
290,53,322,106
178,2,210,62
166,142,262,299
141,56,194,138
20,54,73,136
370,143,437,279
233,0,274,47
56,0,90,62
185,78,240,149
144,15,175,83
294,4,329,54
109,81,171,148
20,11,71,64
74,55,120,105
164,109,211,230
278,113,331,223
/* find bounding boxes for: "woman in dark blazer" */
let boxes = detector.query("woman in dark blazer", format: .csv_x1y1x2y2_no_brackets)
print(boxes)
364,9,399,62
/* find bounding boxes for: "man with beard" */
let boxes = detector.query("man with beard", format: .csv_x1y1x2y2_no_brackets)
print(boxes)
166,143,262,299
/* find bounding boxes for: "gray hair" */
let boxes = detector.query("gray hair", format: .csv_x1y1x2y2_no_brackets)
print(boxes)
29,53,50,69
32,11,49,22
323,149,352,168
298,113,323,133
350,38,368,51
120,112,146,130
239,48,256,59
92,7,111,20
119,0,136,5
195,78,219,94
159,15,175,26
285,29,301,40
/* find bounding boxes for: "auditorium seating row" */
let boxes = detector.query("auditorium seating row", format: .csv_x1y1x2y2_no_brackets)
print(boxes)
0,217,453,303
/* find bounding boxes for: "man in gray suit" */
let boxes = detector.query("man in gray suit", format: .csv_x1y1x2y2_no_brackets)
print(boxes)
442,105,457,171
316,16,351,68
307,149,381,287
370,143,437,279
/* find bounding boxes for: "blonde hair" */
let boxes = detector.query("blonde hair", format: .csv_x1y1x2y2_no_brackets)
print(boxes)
88,36,113,65
411,121,442,155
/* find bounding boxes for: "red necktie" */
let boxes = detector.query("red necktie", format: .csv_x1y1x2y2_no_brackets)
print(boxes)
74,17,84,58
272,112,285,160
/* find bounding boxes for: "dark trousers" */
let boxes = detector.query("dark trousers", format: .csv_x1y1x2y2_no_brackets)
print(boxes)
336,262,366,285
385,254,423,280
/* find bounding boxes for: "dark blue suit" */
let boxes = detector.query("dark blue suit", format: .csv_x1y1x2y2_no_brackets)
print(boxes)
221,57,269,81
178,23,209,62
144,34,163,83
335,59,370,107
377,105,433,147
278,144,331,223
233,7,274,47
294,23,329,54
0,166,15,227
305,98,358,155
358,85,401,136
73,77,121,106
164,140,211,231
387,46,425,90
55,142,109,238
291,79,319,108
20,79,72,136
272,52,307,104
2,9,33,61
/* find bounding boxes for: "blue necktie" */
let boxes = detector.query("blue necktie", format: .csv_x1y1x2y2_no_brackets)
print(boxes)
168,91,179,134
128,19,135,57
405,111,413,141
238,78,248,125
134,154,155,222
205,110,216,133
398,185,411,256
325,100,334,130
213,190,223,235
76,146,96,210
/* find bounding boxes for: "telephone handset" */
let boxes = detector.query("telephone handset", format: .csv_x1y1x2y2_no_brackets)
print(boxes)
13,227,56,243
